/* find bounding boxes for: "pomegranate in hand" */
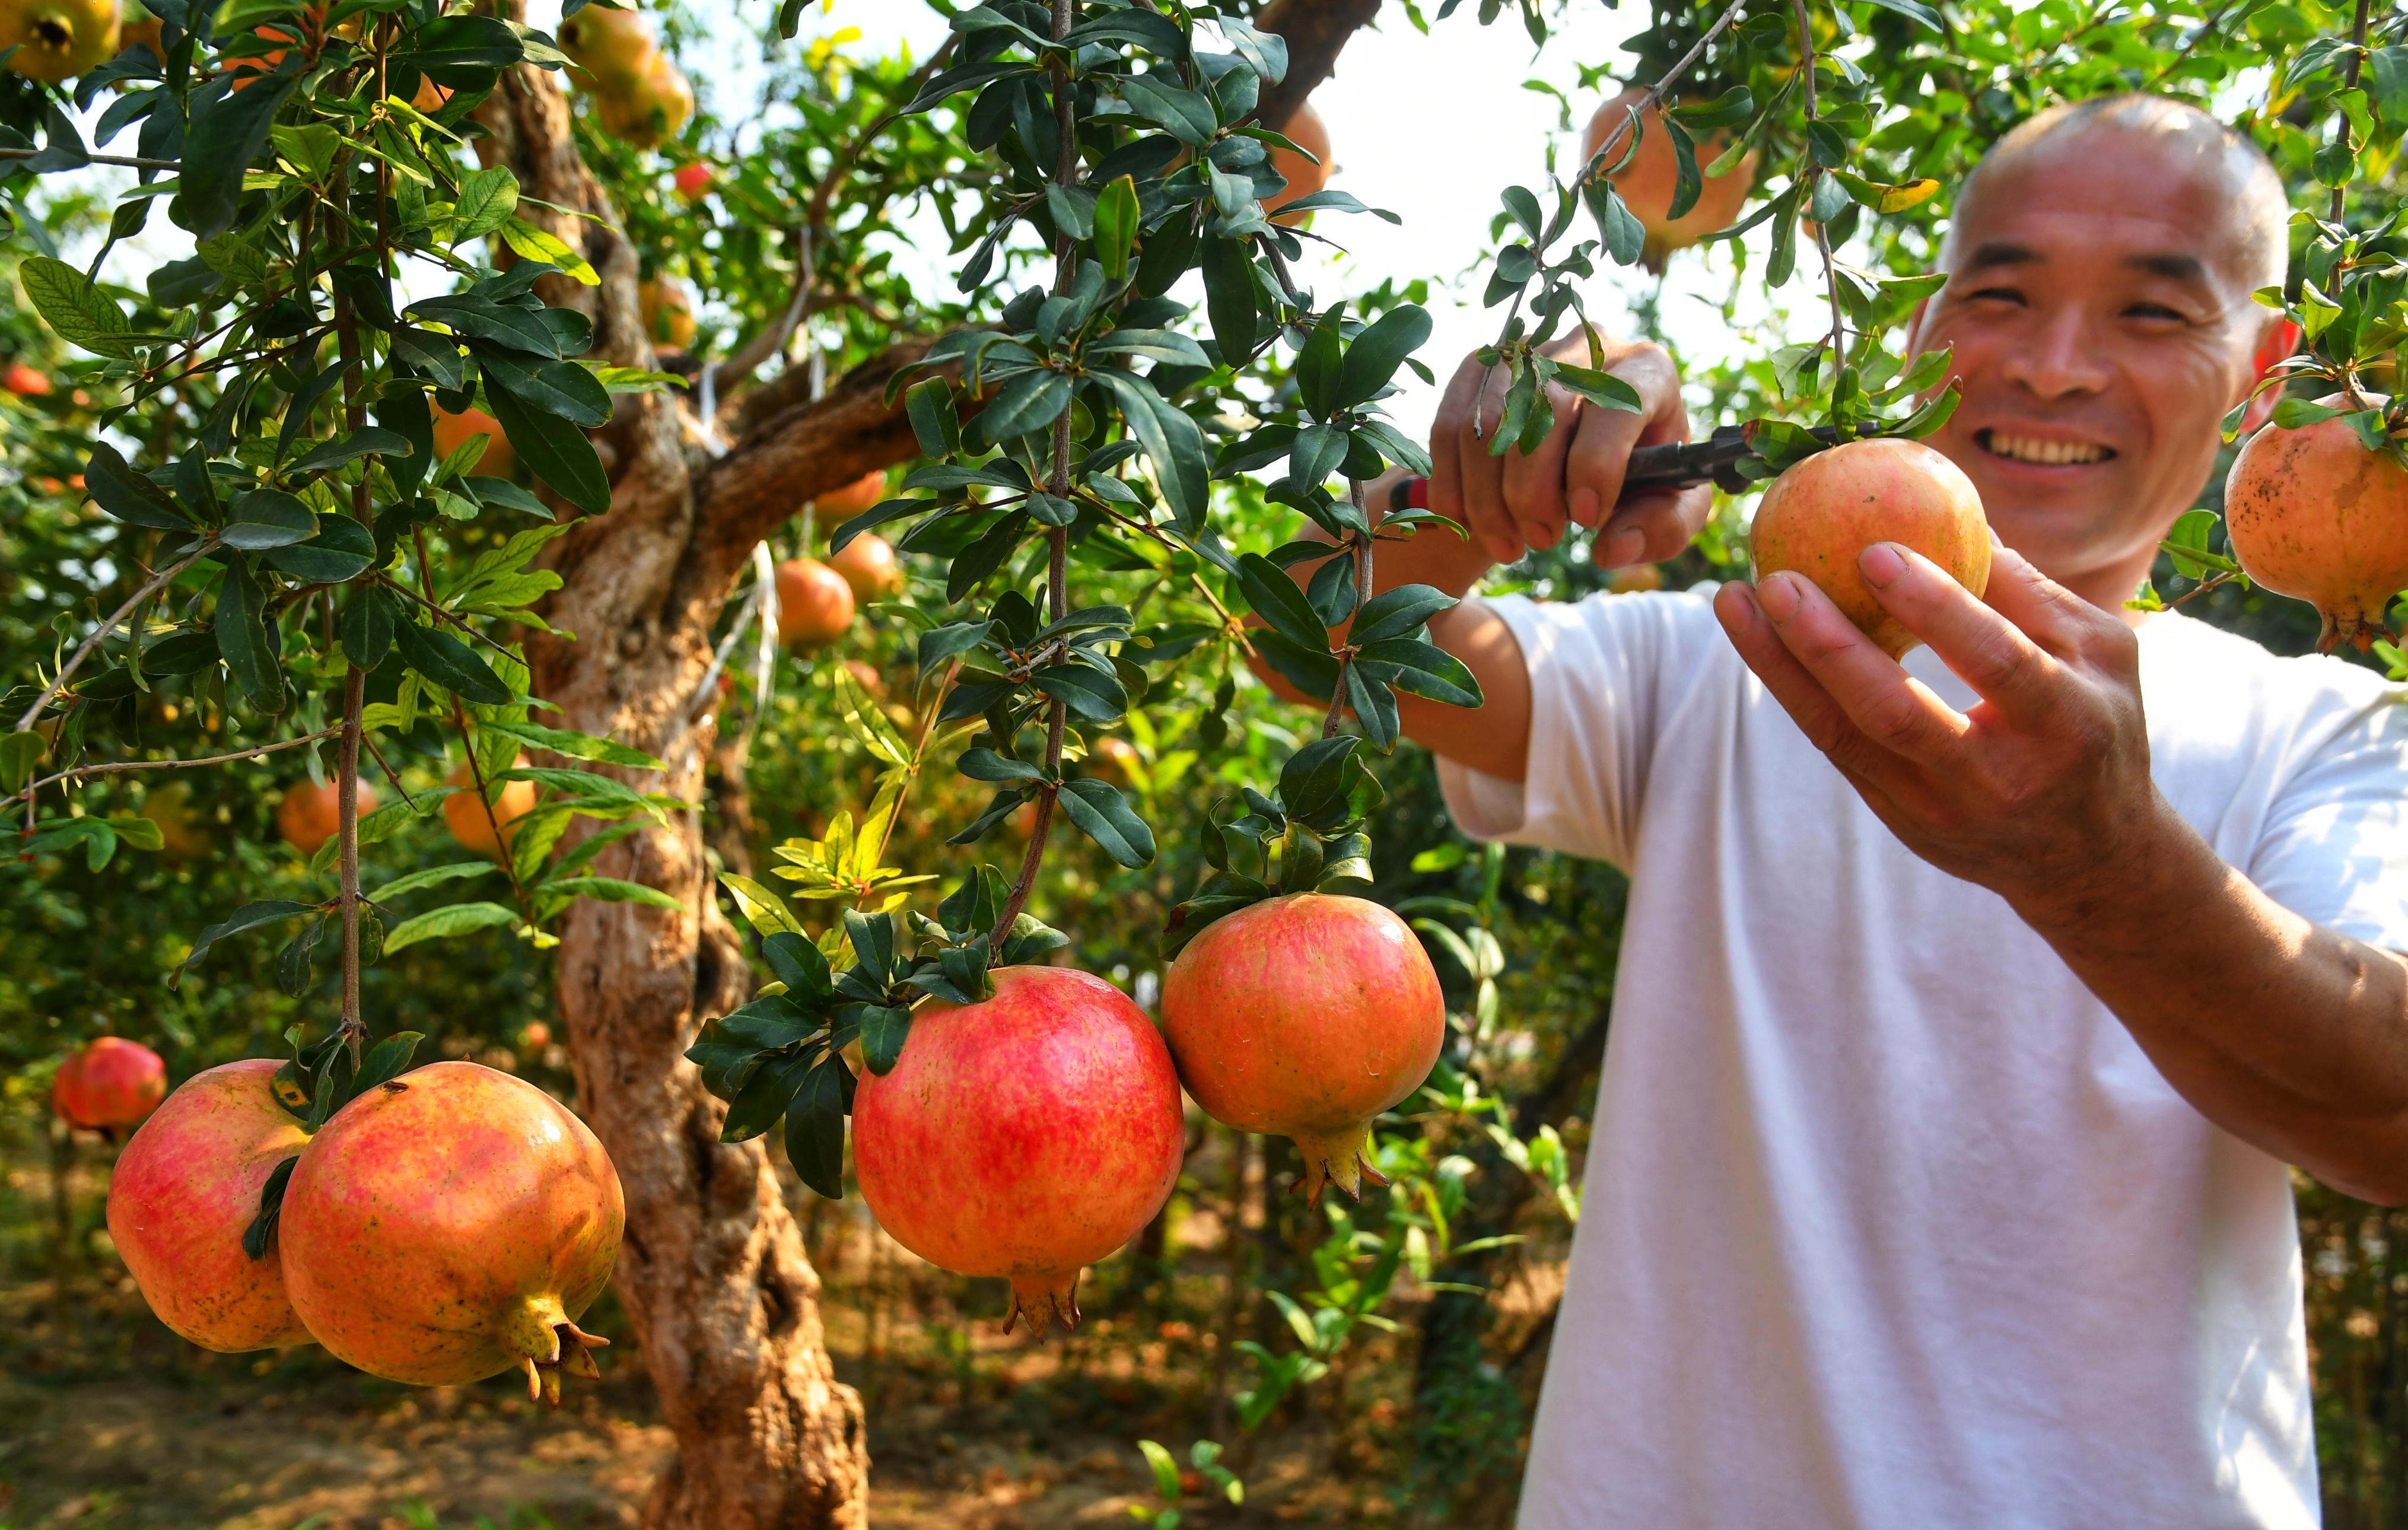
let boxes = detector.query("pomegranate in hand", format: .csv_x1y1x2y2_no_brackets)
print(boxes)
2223,409,2408,654
852,966,1185,1335
52,1036,167,1130
107,1059,313,1351
1162,894,1445,1205
1747,436,1991,660
278,1061,624,1402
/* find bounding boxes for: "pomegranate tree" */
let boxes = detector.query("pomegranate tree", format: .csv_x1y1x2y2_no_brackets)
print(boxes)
853,966,1185,1334
106,1059,313,1351
278,1061,624,1402
2222,412,2408,654
52,1036,167,1130
1748,436,1992,659
1163,894,1444,1205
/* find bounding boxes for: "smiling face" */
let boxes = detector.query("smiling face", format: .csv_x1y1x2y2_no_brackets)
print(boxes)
1905,103,2292,606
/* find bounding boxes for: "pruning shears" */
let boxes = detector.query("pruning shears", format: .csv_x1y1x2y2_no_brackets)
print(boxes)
1385,421,1843,511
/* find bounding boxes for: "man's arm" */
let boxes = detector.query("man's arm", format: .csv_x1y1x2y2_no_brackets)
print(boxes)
1251,339,1714,783
1716,540,2408,1204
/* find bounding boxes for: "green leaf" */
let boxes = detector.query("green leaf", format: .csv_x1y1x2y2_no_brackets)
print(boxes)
905,377,962,460
558,876,683,911
1236,552,1328,651
1360,638,1483,705
1200,237,1258,363
1,731,44,792
723,1051,814,1143
498,218,599,286
180,70,302,240
368,861,495,901
288,427,415,475
222,489,321,549
1350,583,1456,645
721,873,804,938
20,256,135,358
263,515,377,584
1093,174,1140,282
342,584,398,673
453,166,520,241
353,1030,424,1092
85,444,190,530
214,558,287,713
975,370,1074,445
393,619,514,706
400,13,526,85
1333,305,1432,411
174,899,317,980
1058,778,1156,867
784,1058,851,1200
380,900,519,953
858,1004,913,1076
483,379,612,514
479,717,666,769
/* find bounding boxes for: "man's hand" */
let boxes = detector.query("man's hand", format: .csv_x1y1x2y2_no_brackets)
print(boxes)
1710,539,2172,920
1429,338,1712,570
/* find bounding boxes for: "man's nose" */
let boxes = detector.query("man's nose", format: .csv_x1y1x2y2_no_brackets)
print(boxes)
1998,307,2114,400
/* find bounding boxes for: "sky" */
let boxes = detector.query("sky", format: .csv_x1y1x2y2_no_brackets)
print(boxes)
62,0,1815,446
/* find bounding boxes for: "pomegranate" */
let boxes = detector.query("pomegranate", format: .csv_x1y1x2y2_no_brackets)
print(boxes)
852,966,1185,1334
52,1035,168,1130
1162,894,1445,1205
673,160,712,198
443,755,537,858
1267,101,1329,225
432,405,514,479
557,1,655,94
1,0,119,81
106,1058,313,1351
1088,735,1140,785
775,557,855,649
1608,562,1665,593
596,50,692,148
637,278,695,351
1747,436,1991,659
2223,411,2408,653
828,531,902,603
1584,86,1759,269
4,360,51,395
520,1021,553,1051
817,469,889,516
279,1061,623,1402
278,776,377,857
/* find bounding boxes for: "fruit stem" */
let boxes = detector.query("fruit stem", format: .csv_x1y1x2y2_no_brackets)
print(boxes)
2331,0,2371,224
332,285,372,1057
1790,0,1847,392
987,0,1079,950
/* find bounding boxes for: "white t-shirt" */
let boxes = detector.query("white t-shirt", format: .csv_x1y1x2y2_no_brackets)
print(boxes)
1438,587,2408,1530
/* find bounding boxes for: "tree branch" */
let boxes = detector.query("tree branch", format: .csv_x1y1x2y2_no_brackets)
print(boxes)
1253,0,1383,133
26,729,341,794
13,542,215,734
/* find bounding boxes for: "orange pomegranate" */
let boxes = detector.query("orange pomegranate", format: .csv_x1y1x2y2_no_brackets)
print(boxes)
2223,410,2408,653
637,278,695,350
1747,436,1991,660
596,49,691,147
520,1022,553,1051
277,777,377,858
828,532,902,604
852,966,1185,1334
1162,894,1445,1205
432,405,514,478
4,361,52,396
106,1058,313,1351
52,1035,167,1130
1267,101,1330,225
278,1061,624,1401
1584,86,1759,269
774,557,855,648
443,756,539,859
557,1,656,94
817,469,889,516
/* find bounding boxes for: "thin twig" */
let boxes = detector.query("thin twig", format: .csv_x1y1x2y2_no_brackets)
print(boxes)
1321,481,1375,740
1791,0,1847,374
450,702,530,908
2164,571,2237,610
1573,0,1753,190
332,286,371,1057
13,543,215,734
25,729,340,794
0,147,179,170
2331,0,2372,224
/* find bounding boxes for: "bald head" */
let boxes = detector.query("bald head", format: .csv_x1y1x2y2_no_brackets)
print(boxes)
1944,94,2292,297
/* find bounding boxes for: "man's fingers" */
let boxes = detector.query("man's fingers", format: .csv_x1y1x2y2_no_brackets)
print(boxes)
1713,583,1875,764
1980,537,2111,650
1858,542,2066,724
1595,488,1709,568
1752,570,1972,768
1499,378,1583,551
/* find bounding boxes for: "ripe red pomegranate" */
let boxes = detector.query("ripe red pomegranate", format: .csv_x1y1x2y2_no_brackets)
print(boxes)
106,1058,313,1351
52,1036,167,1130
1162,894,1445,1205
2223,411,2408,653
1584,86,1759,269
279,1061,624,1402
775,556,855,648
1747,436,1991,659
852,966,1185,1335
1267,101,1329,225
817,469,889,516
673,160,712,198
4,361,52,396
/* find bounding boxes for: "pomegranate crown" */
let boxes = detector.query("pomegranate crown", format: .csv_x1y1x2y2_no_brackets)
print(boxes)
1160,732,1388,959
685,871,1067,1198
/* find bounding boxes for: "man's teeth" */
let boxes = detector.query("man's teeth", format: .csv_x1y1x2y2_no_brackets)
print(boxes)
1984,431,2110,465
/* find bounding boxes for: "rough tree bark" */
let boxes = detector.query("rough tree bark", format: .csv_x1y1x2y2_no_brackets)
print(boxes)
462,5,1382,1522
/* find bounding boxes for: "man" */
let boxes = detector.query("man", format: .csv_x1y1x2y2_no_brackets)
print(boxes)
1311,96,2408,1526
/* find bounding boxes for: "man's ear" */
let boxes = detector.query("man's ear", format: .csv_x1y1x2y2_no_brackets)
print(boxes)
2237,316,2302,434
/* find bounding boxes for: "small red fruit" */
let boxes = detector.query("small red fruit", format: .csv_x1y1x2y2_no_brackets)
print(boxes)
673,160,712,198
828,532,902,604
443,756,538,859
774,556,855,649
279,1061,624,1402
520,1022,553,1051
1162,893,1445,1205
4,361,52,395
2222,409,2408,654
106,1058,313,1351
52,1036,168,1130
852,967,1185,1335
816,469,889,516
1747,436,1991,660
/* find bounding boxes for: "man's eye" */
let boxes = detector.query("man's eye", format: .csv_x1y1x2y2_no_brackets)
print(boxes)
2126,303,2186,321
1965,287,2024,306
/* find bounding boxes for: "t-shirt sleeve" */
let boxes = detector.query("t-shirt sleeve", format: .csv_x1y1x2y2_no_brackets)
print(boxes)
1436,587,1722,870
2247,682,2408,955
